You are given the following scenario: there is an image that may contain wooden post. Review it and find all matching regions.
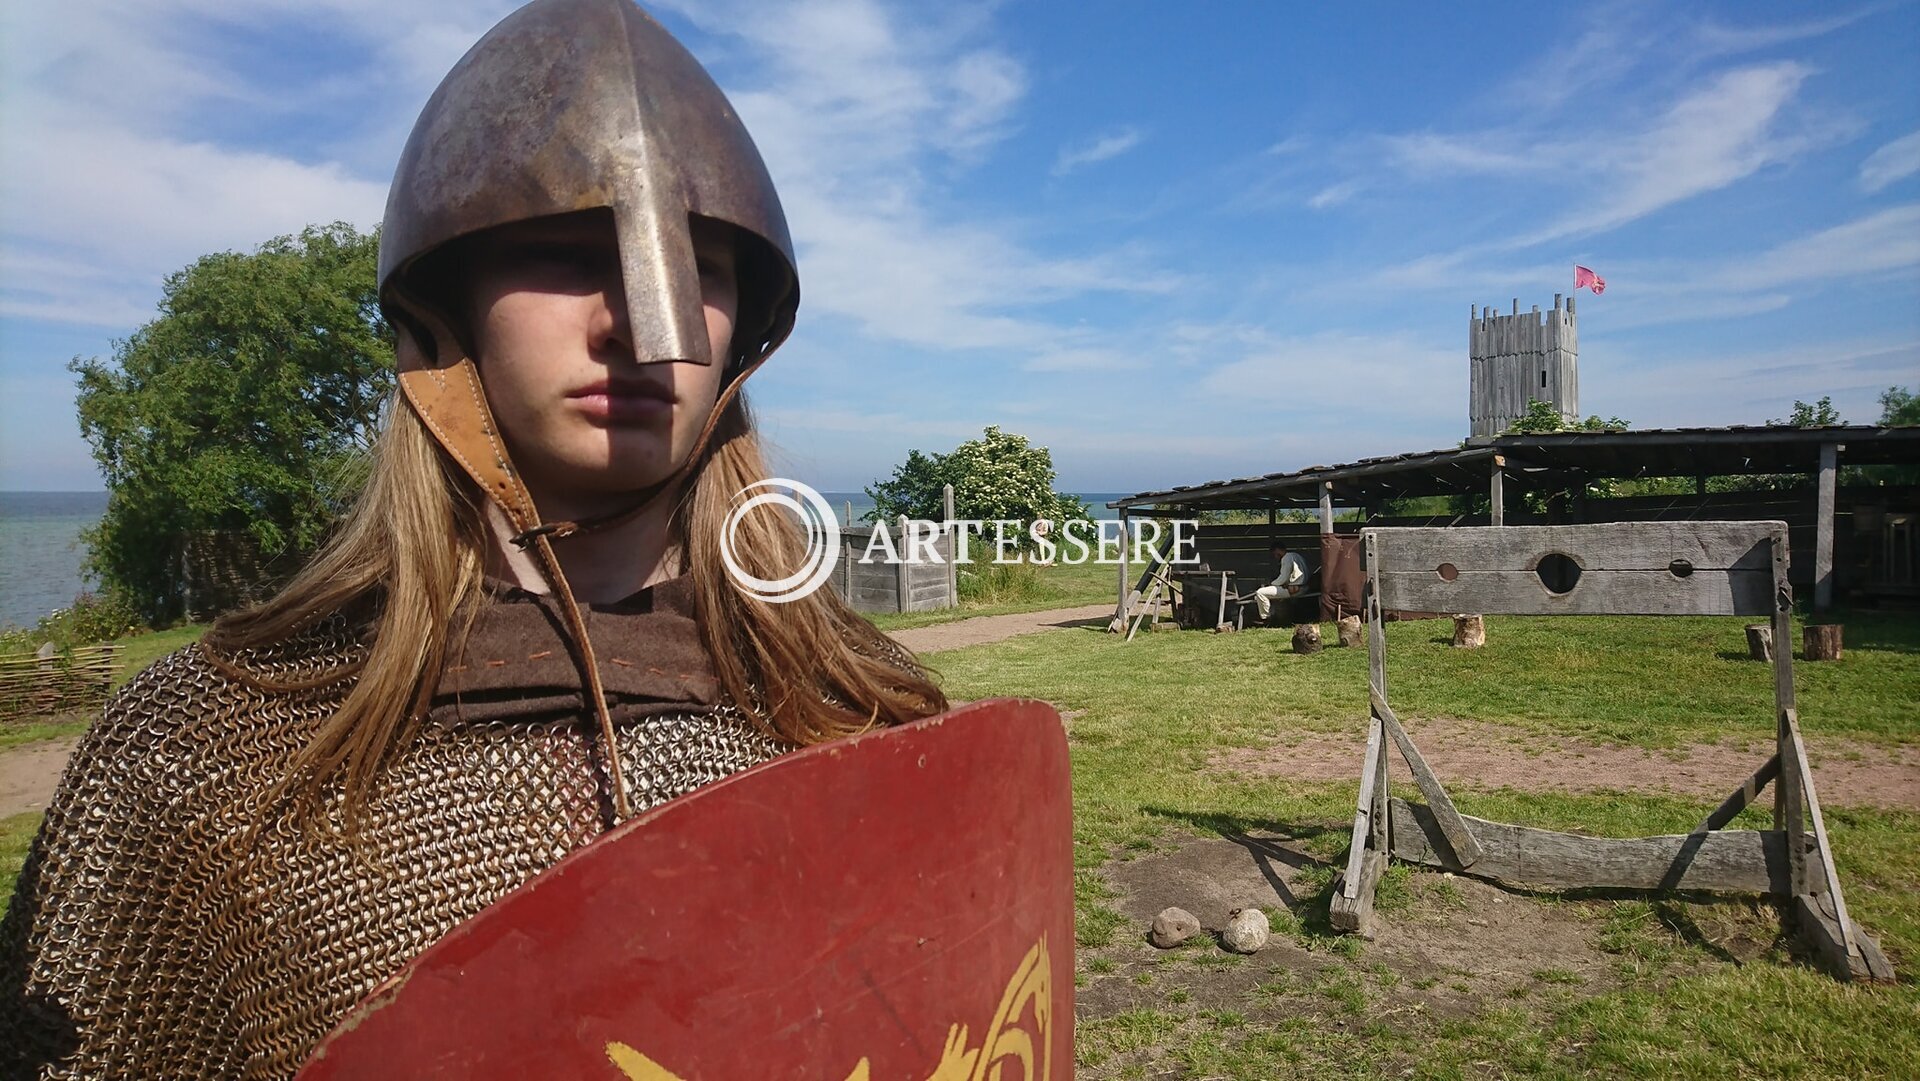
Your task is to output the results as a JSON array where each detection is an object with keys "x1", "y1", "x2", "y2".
[
  {"x1": 1804, "y1": 624, "x2": 1843, "y2": 661},
  {"x1": 943, "y1": 484, "x2": 957, "y2": 607},
  {"x1": 1490, "y1": 455, "x2": 1505, "y2": 527},
  {"x1": 1815, "y1": 442, "x2": 1837, "y2": 611},
  {"x1": 896, "y1": 515, "x2": 910, "y2": 613},
  {"x1": 1770, "y1": 527, "x2": 1804, "y2": 891},
  {"x1": 1745, "y1": 623, "x2": 1772, "y2": 662},
  {"x1": 1292, "y1": 623, "x2": 1322, "y2": 654},
  {"x1": 1116, "y1": 509, "x2": 1131, "y2": 624},
  {"x1": 1337, "y1": 614, "x2": 1363, "y2": 648},
  {"x1": 1451, "y1": 614, "x2": 1486, "y2": 649},
  {"x1": 841, "y1": 535, "x2": 853, "y2": 601},
  {"x1": 1319, "y1": 483, "x2": 1334, "y2": 534},
  {"x1": 845, "y1": 500, "x2": 854, "y2": 527}
]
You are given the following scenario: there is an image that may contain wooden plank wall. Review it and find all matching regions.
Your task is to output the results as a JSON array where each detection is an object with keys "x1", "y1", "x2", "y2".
[
  {"x1": 1469, "y1": 295, "x2": 1578, "y2": 439},
  {"x1": 832, "y1": 527, "x2": 957, "y2": 613},
  {"x1": 1366, "y1": 487, "x2": 1867, "y2": 591},
  {"x1": 1368, "y1": 522, "x2": 1778, "y2": 616}
]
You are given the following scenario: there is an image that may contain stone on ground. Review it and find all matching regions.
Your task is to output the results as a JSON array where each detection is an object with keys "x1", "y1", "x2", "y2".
[
  {"x1": 1149, "y1": 906, "x2": 1201, "y2": 948},
  {"x1": 1221, "y1": 907, "x2": 1271, "y2": 953}
]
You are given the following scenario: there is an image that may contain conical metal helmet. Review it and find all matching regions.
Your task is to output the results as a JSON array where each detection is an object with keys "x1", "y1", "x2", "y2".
[{"x1": 378, "y1": 0, "x2": 798, "y2": 370}]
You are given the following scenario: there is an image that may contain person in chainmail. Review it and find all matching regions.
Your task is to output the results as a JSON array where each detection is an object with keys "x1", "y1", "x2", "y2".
[{"x1": 0, "y1": 1, "x2": 948, "y2": 1076}]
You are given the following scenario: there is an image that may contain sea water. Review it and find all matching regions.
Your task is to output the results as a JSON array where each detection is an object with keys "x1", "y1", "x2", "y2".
[{"x1": 0, "y1": 492, "x2": 108, "y2": 631}]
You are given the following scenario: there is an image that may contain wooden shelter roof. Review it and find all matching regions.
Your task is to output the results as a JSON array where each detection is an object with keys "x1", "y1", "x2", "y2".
[{"x1": 1110, "y1": 425, "x2": 1920, "y2": 511}]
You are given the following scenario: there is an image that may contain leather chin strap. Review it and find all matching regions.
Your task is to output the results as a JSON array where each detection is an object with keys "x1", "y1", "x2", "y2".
[{"x1": 394, "y1": 302, "x2": 767, "y2": 824}]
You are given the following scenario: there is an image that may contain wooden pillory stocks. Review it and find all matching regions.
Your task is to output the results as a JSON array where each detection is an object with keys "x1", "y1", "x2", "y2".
[{"x1": 1330, "y1": 521, "x2": 1894, "y2": 982}]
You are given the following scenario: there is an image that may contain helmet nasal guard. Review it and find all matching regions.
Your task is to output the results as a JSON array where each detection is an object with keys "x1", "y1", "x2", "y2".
[{"x1": 379, "y1": 0, "x2": 796, "y2": 371}]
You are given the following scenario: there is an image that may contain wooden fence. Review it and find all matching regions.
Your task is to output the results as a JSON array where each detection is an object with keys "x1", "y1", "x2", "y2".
[{"x1": 0, "y1": 643, "x2": 118, "y2": 722}]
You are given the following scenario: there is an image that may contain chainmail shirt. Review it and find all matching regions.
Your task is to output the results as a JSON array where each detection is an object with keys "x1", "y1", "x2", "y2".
[{"x1": 0, "y1": 577, "x2": 805, "y2": 1079}]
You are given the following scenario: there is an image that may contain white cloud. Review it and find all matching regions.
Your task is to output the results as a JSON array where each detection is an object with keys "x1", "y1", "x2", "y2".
[
  {"x1": 1693, "y1": 10, "x2": 1869, "y2": 55},
  {"x1": 1306, "y1": 180, "x2": 1362, "y2": 210},
  {"x1": 1378, "y1": 133, "x2": 1548, "y2": 177},
  {"x1": 1052, "y1": 128, "x2": 1145, "y2": 177},
  {"x1": 1714, "y1": 203, "x2": 1920, "y2": 289},
  {"x1": 1860, "y1": 131, "x2": 1920, "y2": 193},
  {"x1": 1583, "y1": 338, "x2": 1919, "y2": 426},
  {"x1": 1526, "y1": 62, "x2": 1823, "y2": 244},
  {"x1": 1198, "y1": 331, "x2": 1458, "y2": 423}
]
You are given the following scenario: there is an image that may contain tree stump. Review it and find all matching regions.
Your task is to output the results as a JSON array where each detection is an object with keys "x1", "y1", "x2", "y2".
[
  {"x1": 1292, "y1": 623, "x2": 1322, "y2": 654},
  {"x1": 1804, "y1": 624, "x2": 1843, "y2": 662},
  {"x1": 1337, "y1": 615, "x2": 1364, "y2": 648},
  {"x1": 1744, "y1": 623, "x2": 1773, "y2": 662},
  {"x1": 1451, "y1": 614, "x2": 1486, "y2": 649}
]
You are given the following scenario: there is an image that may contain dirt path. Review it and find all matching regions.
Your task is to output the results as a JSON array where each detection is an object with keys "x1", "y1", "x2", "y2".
[
  {"x1": 887, "y1": 603, "x2": 1114, "y2": 655},
  {"x1": 0, "y1": 736, "x2": 80, "y2": 819},
  {"x1": 1214, "y1": 715, "x2": 1920, "y2": 810}
]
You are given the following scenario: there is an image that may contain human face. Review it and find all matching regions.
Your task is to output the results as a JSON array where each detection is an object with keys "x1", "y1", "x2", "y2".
[{"x1": 463, "y1": 210, "x2": 739, "y2": 512}]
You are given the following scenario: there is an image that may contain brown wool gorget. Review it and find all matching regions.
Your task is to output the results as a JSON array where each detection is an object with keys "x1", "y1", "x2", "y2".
[{"x1": 0, "y1": 576, "x2": 793, "y2": 1080}]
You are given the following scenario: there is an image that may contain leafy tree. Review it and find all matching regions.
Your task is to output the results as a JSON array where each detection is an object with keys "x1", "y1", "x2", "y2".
[
  {"x1": 1505, "y1": 397, "x2": 1630, "y2": 435},
  {"x1": 1769, "y1": 396, "x2": 1843, "y2": 427},
  {"x1": 865, "y1": 426, "x2": 1090, "y2": 543},
  {"x1": 72, "y1": 222, "x2": 393, "y2": 622},
  {"x1": 1879, "y1": 386, "x2": 1919, "y2": 427}
]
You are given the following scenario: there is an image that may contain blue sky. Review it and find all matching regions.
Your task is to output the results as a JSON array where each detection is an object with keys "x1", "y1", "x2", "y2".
[{"x1": 3, "y1": 0, "x2": 1917, "y2": 494}]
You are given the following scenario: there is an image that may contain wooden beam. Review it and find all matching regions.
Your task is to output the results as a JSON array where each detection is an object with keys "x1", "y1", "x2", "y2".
[
  {"x1": 1367, "y1": 522, "x2": 1776, "y2": 616},
  {"x1": 1785, "y1": 708, "x2": 1857, "y2": 957},
  {"x1": 1372, "y1": 693, "x2": 1482, "y2": 868},
  {"x1": 1695, "y1": 754, "x2": 1781, "y2": 834},
  {"x1": 1329, "y1": 847, "x2": 1386, "y2": 938},
  {"x1": 1815, "y1": 442, "x2": 1837, "y2": 611},
  {"x1": 1341, "y1": 715, "x2": 1385, "y2": 900},
  {"x1": 1388, "y1": 800, "x2": 1792, "y2": 893},
  {"x1": 1795, "y1": 890, "x2": 1896, "y2": 982},
  {"x1": 1319, "y1": 483, "x2": 1334, "y2": 534},
  {"x1": 1490, "y1": 454, "x2": 1505, "y2": 527}
]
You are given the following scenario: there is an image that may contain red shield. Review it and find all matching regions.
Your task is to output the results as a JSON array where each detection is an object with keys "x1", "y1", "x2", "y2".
[{"x1": 299, "y1": 698, "x2": 1073, "y2": 1080}]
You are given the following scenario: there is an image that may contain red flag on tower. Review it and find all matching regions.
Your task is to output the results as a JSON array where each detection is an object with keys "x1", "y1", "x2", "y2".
[{"x1": 1575, "y1": 265, "x2": 1606, "y2": 294}]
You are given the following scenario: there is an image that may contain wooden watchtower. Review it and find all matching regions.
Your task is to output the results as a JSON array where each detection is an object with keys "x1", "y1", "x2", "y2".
[{"x1": 1470, "y1": 295, "x2": 1577, "y2": 440}]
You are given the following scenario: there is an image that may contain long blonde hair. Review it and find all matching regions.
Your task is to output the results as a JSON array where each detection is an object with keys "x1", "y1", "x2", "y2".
[{"x1": 203, "y1": 390, "x2": 947, "y2": 819}]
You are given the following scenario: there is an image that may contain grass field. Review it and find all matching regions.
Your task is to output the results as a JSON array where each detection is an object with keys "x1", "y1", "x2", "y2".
[
  {"x1": 2, "y1": 592, "x2": 1914, "y2": 1076},
  {"x1": 932, "y1": 608, "x2": 1920, "y2": 1078}
]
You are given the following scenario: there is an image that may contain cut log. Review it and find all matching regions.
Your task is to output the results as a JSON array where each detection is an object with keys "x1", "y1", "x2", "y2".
[
  {"x1": 1451, "y1": 614, "x2": 1486, "y2": 649},
  {"x1": 1292, "y1": 623, "x2": 1323, "y2": 654},
  {"x1": 1337, "y1": 615, "x2": 1364, "y2": 648},
  {"x1": 1744, "y1": 623, "x2": 1772, "y2": 662},
  {"x1": 1803, "y1": 624, "x2": 1843, "y2": 662}
]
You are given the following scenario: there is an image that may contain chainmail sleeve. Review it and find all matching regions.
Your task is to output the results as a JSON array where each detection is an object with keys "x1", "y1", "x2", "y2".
[
  {"x1": 0, "y1": 593, "x2": 796, "y2": 1080},
  {"x1": 0, "y1": 646, "x2": 262, "y2": 1079}
]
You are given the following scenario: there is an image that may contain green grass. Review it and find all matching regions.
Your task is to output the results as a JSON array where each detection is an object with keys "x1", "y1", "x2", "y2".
[
  {"x1": 932, "y1": 608, "x2": 1920, "y2": 1080},
  {"x1": 864, "y1": 559, "x2": 1116, "y2": 632},
  {"x1": 1, "y1": 811, "x2": 39, "y2": 910}
]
